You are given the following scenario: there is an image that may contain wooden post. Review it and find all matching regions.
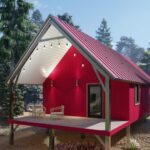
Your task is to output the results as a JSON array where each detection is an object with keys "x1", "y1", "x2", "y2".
[
  {"x1": 9, "y1": 71, "x2": 21, "y2": 145},
  {"x1": 105, "y1": 77, "x2": 111, "y2": 150},
  {"x1": 126, "y1": 126, "x2": 131, "y2": 142},
  {"x1": 9, "y1": 82, "x2": 15, "y2": 145},
  {"x1": 105, "y1": 76, "x2": 111, "y2": 131},
  {"x1": 105, "y1": 136, "x2": 111, "y2": 150},
  {"x1": 95, "y1": 135, "x2": 105, "y2": 148},
  {"x1": 48, "y1": 129, "x2": 54, "y2": 150}
]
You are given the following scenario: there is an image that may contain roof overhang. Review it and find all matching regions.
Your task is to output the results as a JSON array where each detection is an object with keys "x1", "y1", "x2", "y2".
[
  {"x1": 14, "y1": 24, "x2": 72, "y2": 84},
  {"x1": 7, "y1": 16, "x2": 110, "y2": 85}
]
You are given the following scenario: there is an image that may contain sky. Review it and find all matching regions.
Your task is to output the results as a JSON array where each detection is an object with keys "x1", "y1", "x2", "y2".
[{"x1": 27, "y1": 0, "x2": 150, "y2": 49}]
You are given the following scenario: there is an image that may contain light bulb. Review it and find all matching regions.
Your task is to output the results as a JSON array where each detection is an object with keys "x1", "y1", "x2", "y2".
[{"x1": 81, "y1": 64, "x2": 85, "y2": 67}]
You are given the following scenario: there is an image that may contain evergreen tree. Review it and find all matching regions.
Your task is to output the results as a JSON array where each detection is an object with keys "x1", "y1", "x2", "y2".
[
  {"x1": 116, "y1": 36, "x2": 145, "y2": 63},
  {"x1": 31, "y1": 9, "x2": 44, "y2": 34},
  {"x1": 23, "y1": 85, "x2": 42, "y2": 109},
  {"x1": 1, "y1": 86, "x2": 24, "y2": 117},
  {"x1": 0, "y1": 0, "x2": 34, "y2": 117},
  {"x1": 96, "y1": 18, "x2": 112, "y2": 48},
  {"x1": 23, "y1": 9, "x2": 44, "y2": 107},
  {"x1": 58, "y1": 13, "x2": 80, "y2": 29},
  {"x1": 139, "y1": 47, "x2": 150, "y2": 75},
  {"x1": 0, "y1": 0, "x2": 34, "y2": 66}
]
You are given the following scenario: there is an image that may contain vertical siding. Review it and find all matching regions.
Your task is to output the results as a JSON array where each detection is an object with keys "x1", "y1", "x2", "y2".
[
  {"x1": 129, "y1": 84, "x2": 150, "y2": 123},
  {"x1": 129, "y1": 84, "x2": 140, "y2": 122},
  {"x1": 42, "y1": 44, "x2": 150, "y2": 120},
  {"x1": 140, "y1": 86, "x2": 150, "y2": 116},
  {"x1": 43, "y1": 46, "x2": 105, "y2": 117},
  {"x1": 111, "y1": 80, "x2": 130, "y2": 120}
]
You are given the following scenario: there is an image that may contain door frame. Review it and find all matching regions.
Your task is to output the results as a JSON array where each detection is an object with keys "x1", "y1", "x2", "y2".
[{"x1": 87, "y1": 84, "x2": 103, "y2": 118}]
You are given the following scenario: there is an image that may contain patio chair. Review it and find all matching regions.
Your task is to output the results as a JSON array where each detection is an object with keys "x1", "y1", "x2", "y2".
[
  {"x1": 50, "y1": 105, "x2": 64, "y2": 119},
  {"x1": 31, "y1": 105, "x2": 46, "y2": 118}
]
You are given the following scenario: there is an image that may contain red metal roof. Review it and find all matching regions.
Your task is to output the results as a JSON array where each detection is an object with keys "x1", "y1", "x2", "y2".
[{"x1": 51, "y1": 16, "x2": 150, "y2": 84}]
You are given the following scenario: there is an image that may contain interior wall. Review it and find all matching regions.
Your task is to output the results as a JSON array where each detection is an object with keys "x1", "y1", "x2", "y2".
[{"x1": 43, "y1": 46, "x2": 105, "y2": 117}]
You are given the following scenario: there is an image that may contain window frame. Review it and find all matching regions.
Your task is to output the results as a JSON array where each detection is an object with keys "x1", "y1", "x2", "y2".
[
  {"x1": 87, "y1": 84, "x2": 102, "y2": 118},
  {"x1": 134, "y1": 84, "x2": 140, "y2": 105}
]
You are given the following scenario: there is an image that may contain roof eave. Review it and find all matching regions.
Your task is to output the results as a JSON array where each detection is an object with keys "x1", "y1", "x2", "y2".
[{"x1": 6, "y1": 16, "x2": 52, "y2": 84}]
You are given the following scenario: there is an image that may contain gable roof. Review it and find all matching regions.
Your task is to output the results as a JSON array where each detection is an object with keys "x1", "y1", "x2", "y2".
[
  {"x1": 7, "y1": 15, "x2": 150, "y2": 84},
  {"x1": 51, "y1": 16, "x2": 150, "y2": 84}
]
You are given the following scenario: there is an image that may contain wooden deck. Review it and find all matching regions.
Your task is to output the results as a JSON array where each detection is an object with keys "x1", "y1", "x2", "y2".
[{"x1": 8, "y1": 115, "x2": 129, "y2": 136}]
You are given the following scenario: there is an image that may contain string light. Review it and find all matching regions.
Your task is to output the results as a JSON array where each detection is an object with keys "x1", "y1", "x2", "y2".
[
  {"x1": 73, "y1": 53, "x2": 76, "y2": 57},
  {"x1": 43, "y1": 42, "x2": 46, "y2": 48},
  {"x1": 22, "y1": 68, "x2": 25, "y2": 72},
  {"x1": 81, "y1": 64, "x2": 85, "y2": 68},
  {"x1": 29, "y1": 57, "x2": 32, "y2": 62},
  {"x1": 58, "y1": 42, "x2": 61, "y2": 47},
  {"x1": 66, "y1": 43, "x2": 69, "y2": 47}
]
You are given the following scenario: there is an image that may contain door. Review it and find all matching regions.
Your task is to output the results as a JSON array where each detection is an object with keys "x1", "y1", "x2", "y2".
[{"x1": 88, "y1": 84, "x2": 102, "y2": 118}]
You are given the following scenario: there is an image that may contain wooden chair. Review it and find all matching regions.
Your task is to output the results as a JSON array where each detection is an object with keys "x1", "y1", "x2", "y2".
[
  {"x1": 31, "y1": 104, "x2": 46, "y2": 118},
  {"x1": 50, "y1": 105, "x2": 64, "y2": 119}
]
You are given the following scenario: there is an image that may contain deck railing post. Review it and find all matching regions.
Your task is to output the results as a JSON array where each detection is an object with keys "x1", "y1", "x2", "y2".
[{"x1": 49, "y1": 129, "x2": 54, "y2": 150}]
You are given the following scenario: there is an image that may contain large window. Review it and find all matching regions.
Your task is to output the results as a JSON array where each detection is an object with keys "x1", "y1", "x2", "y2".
[{"x1": 135, "y1": 84, "x2": 140, "y2": 104}]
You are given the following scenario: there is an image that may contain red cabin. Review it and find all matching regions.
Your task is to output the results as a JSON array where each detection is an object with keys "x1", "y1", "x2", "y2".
[{"x1": 7, "y1": 16, "x2": 150, "y2": 149}]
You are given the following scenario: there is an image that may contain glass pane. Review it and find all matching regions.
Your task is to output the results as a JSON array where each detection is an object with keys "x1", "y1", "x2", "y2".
[{"x1": 88, "y1": 85, "x2": 101, "y2": 117}]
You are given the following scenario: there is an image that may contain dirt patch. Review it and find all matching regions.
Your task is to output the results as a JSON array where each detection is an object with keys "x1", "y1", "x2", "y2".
[{"x1": 112, "y1": 117, "x2": 150, "y2": 150}]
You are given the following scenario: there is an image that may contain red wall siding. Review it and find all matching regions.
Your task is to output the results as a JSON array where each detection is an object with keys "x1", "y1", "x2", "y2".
[
  {"x1": 43, "y1": 45, "x2": 150, "y2": 121},
  {"x1": 43, "y1": 46, "x2": 105, "y2": 117},
  {"x1": 129, "y1": 84, "x2": 140, "y2": 122},
  {"x1": 110, "y1": 80, "x2": 129, "y2": 120},
  {"x1": 140, "y1": 86, "x2": 150, "y2": 116},
  {"x1": 129, "y1": 84, "x2": 150, "y2": 123}
]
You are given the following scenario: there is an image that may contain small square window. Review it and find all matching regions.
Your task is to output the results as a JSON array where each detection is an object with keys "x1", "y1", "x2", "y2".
[{"x1": 135, "y1": 84, "x2": 140, "y2": 104}]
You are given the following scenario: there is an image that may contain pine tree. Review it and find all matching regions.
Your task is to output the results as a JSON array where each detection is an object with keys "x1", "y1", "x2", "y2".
[
  {"x1": 58, "y1": 13, "x2": 80, "y2": 29},
  {"x1": 31, "y1": 9, "x2": 44, "y2": 34},
  {"x1": 1, "y1": 86, "x2": 24, "y2": 117},
  {"x1": 96, "y1": 18, "x2": 112, "y2": 48},
  {"x1": 32, "y1": 9, "x2": 44, "y2": 27},
  {"x1": 0, "y1": 0, "x2": 34, "y2": 117},
  {"x1": 139, "y1": 47, "x2": 150, "y2": 75},
  {"x1": 116, "y1": 36, "x2": 145, "y2": 63},
  {"x1": 22, "y1": 9, "x2": 44, "y2": 107},
  {"x1": 23, "y1": 85, "x2": 42, "y2": 109}
]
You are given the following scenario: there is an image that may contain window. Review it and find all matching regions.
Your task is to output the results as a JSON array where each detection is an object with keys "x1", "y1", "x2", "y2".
[
  {"x1": 88, "y1": 85, "x2": 102, "y2": 118},
  {"x1": 135, "y1": 84, "x2": 140, "y2": 104}
]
